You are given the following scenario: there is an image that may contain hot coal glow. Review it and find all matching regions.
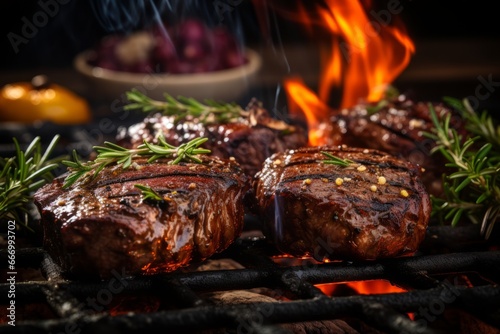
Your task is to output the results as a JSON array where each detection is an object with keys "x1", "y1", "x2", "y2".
[
  {"x1": 315, "y1": 280, "x2": 407, "y2": 296},
  {"x1": 282, "y1": 0, "x2": 415, "y2": 145}
]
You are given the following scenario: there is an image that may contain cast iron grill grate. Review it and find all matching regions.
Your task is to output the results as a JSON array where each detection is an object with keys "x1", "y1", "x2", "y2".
[{"x1": 1, "y1": 225, "x2": 500, "y2": 334}]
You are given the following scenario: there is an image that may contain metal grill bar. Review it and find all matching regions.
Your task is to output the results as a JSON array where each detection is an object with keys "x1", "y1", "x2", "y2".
[
  {"x1": 3, "y1": 250, "x2": 499, "y2": 303},
  {"x1": 1, "y1": 226, "x2": 500, "y2": 334},
  {"x1": 234, "y1": 250, "x2": 328, "y2": 299},
  {"x1": 359, "y1": 303, "x2": 435, "y2": 334},
  {"x1": 3, "y1": 285, "x2": 498, "y2": 334},
  {"x1": 41, "y1": 284, "x2": 87, "y2": 318},
  {"x1": 40, "y1": 253, "x2": 64, "y2": 282},
  {"x1": 158, "y1": 279, "x2": 207, "y2": 308}
]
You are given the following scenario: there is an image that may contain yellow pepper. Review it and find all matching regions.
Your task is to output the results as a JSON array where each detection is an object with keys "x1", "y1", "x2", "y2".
[{"x1": 0, "y1": 76, "x2": 91, "y2": 125}]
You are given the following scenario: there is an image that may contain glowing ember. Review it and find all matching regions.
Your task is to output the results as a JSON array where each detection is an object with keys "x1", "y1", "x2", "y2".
[
  {"x1": 347, "y1": 280, "x2": 406, "y2": 294},
  {"x1": 316, "y1": 280, "x2": 407, "y2": 296},
  {"x1": 108, "y1": 295, "x2": 161, "y2": 316},
  {"x1": 282, "y1": 0, "x2": 415, "y2": 144}
]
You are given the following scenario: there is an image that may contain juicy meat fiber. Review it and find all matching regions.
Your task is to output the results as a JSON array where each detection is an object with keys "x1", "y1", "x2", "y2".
[
  {"x1": 254, "y1": 146, "x2": 431, "y2": 261},
  {"x1": 34, "y1": 156, "x2": 250, "y2": 279},
  {"x1": 324, "y1": 96, "x2": 465, "y2": 196}
]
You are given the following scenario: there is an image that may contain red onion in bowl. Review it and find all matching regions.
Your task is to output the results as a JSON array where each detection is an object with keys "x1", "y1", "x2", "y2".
[
  {"x1": 176, "y1": 18, "x2": 209, "y2": 43},
  {"x1": 88, "y1": 18, "x2": 248, "y2": 75}
]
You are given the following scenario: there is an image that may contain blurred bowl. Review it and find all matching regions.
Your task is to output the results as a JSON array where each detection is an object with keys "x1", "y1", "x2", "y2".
[{"x1": 73, "y1": 48, "x2": 261, "y2": 102}]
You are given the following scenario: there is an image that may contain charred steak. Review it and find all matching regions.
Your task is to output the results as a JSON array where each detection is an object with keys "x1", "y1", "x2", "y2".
[
  {"x1": 117, "y1": 99, "x2": 308, "y2": 177},
  {"x1": 323, "y1": 96, "x2": 465, "y2": 196},
  {"x1": 34, "y1": 156, "x2": 250, "y2": 278},
  {"x1": 254, "y1": 146, "x2": 431, "y2": 260}
]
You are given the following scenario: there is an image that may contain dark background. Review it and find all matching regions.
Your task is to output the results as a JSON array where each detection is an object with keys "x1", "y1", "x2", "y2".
[
  {"x1": 0, "y1": 0, "x2": 499, "y2": 157},
  {"x1": 1, "y1": 0, "x2": 499, "y2": 68},
  {"x1": 0, "y1": 0, "x2": 499, "y2": 112}
]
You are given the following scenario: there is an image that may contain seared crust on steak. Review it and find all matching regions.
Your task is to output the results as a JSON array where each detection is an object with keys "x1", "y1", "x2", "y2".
[
  {"x1": 34, "y1": 156, "x2": 250, "y2": 278},
  {"x1": 117, "y1": 99, "x2": 308, "y2": 177},
  {"x1": 254, "y1": 146, "x2": 431, "y2": 260},
  {"x1": 324, "y1": 96, "x2": 465, "y2": 196}
]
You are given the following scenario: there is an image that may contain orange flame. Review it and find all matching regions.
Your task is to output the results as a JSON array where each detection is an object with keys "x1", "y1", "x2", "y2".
[
  {"x1": 347, "y1": 280, "x2": 406, "y2": 294},
  {"x1": 282, "y1": 0, "x2": 414, "y2": 144},
  {"x1": 284, "y1": 77, "x2": 332, "y2": 146},
  {"x1": 316, "y1": 280, "x2": 406, "y2": 296},
  {"x1": 316, "y1": 280, "x2": 414, "y2": 320}
]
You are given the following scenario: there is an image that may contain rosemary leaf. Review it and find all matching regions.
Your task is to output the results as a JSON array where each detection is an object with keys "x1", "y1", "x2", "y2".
[
  {"x1": 124, "y1": 89, "x2": 247, "y2": 124},
  {"x1": 321, "y1": 151, "x2": 353, "y2": 167},
  {"x1": 0, "y1": 135, "x2": 61, "y2": 229},
  {"x1": 454, "y1": 178, "x2": 471, "y2": 193},
  {"x1": 451, "y1": 209, "x2": 464, "y2": 227},
  {"x1": 62, "y1": 136, "x2": 211, "y2": 188},
  {"x1": 427, "y1": 98, "x2": 500, "y2": 239},
  {"x1": 135, "y1": 184, "x2": 163, "y2": 202}
]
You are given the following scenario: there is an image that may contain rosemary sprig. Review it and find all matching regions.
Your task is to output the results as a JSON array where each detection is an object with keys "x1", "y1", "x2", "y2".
[
  {"x1": 62, "y1": 136, "x2": 210, "y2": 188},
  {"x1": 443, "y1": 96, "x2": 500, "y2": 148},
  {"x1": 0, "y1": 135, "x2": 61, "y2": 229},
  {"x1": 124, "y1": 89, "x2": 248, "y2": 124},
  {"x1": 425, "y1": 99, "x2": 500, "y2": 239},
  {"x1": 321, "y1": 152, "x2": 353, "y2": 167},
  {"x1": 134, "y1": 184, "x2": 163, "y2": 202}
]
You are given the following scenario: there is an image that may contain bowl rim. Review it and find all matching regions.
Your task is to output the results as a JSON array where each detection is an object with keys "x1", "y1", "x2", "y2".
[{"x1": 73, "y1": 48, "x2": 262, "y2": 86}]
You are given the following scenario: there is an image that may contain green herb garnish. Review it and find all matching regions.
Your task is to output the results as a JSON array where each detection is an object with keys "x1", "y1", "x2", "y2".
[
  {"x1": 366, "y1": 85, "x2": 400, "y2": 115},
  {"x1": 134, "y1": 184, "x2": 163, "y2": 202},
  {"x1": 1, "y1": 135, "x2": 61, "y2": 229},
  {"x1": 443, "y1": 96, "x2": 500, "y2": 148},
  {"x1": 125, "y1": 89, "x2": 248, "y2": 124},
  {"x1": 425, "y1": 99, "x2": 500, "y2": 239},
  {"x1": 366, "y1": 99, "x2": 389, "y2": 115},
  {"x1": 321, "y1": 151, "x2": 353, "y2": 167},
  {"x1": 62, "y1": 136, "x2": 210, "y2": 188}
]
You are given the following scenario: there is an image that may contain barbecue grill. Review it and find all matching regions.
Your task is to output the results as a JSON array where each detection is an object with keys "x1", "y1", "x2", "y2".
[
  {"x1": 2, "y1": 1, "x2": 500, "y2": 333},
  {"x1": 2, "y1": 223, "x2": 499, "y2": 334}
]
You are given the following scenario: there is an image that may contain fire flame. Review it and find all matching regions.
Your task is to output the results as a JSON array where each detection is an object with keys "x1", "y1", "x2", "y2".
[
  {"x1": 282, "y1": 0, "x2": 415, "y2": 145},
  {"x1": 284, "y1": 77, "x2": 332, "y2": 146},
  {"x1": 316, "y1": 280, "x2": 406, "y2": 296},
  {"x1": 317, "y1": 280, "x2": 413, "y2": 320}
]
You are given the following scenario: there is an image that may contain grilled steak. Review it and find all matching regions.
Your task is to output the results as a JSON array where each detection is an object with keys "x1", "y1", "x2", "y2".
[
  {"x1": 34, "y1": 156, "x2": 250, "y2": 279},
  {"x1": 323, "y1": 96, "x2": 465, "y2": 196},
  {"x1": 117, "y1": 99, "x2": 308, "y2": 177},
  {"x1": 254, "y1": 146, "x2": 431, "y2": 260}
]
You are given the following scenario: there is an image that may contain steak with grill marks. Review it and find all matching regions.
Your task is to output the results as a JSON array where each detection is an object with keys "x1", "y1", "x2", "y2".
[
  {"x1": 117, "y1": 99, "x2": 308, "y2": 178},
  {"x1": 323, "y1": 96, "x2": 466, "y2": 196},
  {"x1": 254, "y1": 146, "x2": 431, "y2": 260},
  {"x1": 34, "y1": 156, "x2": 250, "y2": 279}
]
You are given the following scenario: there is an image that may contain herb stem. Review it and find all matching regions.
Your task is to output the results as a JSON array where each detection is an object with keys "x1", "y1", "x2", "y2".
[
  {"x1": 62, "y1": 136, "x2": 210, "y2": 188},
  {"x1": 125, "y1": 89, "x2": 247, "y2": 124},
  {"x1": 426, "y1": 98, "x2": 500, "y2": 239},
  {"x1": 320, "y1": 151, "x2": 353, "y2": 167},
  {"x1": 1, "y1": 135, "x2": 61, "y2": 229}
]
